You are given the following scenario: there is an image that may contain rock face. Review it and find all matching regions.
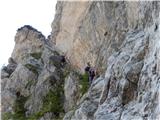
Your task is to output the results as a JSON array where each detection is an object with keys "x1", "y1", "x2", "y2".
[
  {"x1": 1, "y1": 1, "x2": 160, "y2": 120},
  {"x1": 69, "y1": 77, "x2": 104, "y2": 120},
  {"x1": 1, "y1": 25, "x2": 68, "y2": 120},
  {"x1": 51, "y1": 1, "x2": 160, "y2": 120},
  {"x1": 12, "y1": 25, "x2": 45, "y2": 63},
  {"x1": 64, "y1": 73, "x2": 80, "y2": 112},
  {"x1": 94, "y1": 27, "x2": 160, "y2": 120},
  {"x1": 51, "y1": 1, "x2": 160, "y2": 72}
]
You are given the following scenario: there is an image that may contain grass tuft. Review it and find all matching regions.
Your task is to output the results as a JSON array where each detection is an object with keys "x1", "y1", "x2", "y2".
[
  {"x1": 30, "y1": 52, "x2": 42, "y2": 60},
  {"x1": 24, "y1": 64, "x2": 39, "y2": 75},
  {"x1": 79, "y1": 73, "x2": 89, "y2": 95}
]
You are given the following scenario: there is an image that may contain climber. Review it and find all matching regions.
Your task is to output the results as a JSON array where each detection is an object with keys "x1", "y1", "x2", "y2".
[
  {"x1": 85, "y1": 62, "x2": 91, "y2": 72},
  {"x1": 88, "y1": 67, "x2": 96, "y2": 85},
  {"x1": 60, "y1": 55, "x2": 66, "y2": 63},
  {"x1": 60, "y1": 55, "x2": 66, "y2": 67},
  {"x1": 84, "y1": 62, "x2": 96, "y2": 85},
  {"x1": 16, "y1": 91, "x2": 21, "y2": 98}
]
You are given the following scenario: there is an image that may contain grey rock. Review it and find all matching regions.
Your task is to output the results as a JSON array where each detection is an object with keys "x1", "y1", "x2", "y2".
[
  {"x1": 11, "y1": 25, "x2": 45, "y2": 63},
  {"x1": 3, "y1": 64, "x2": 37, "y2": 96},
  {"x1": 1, "y1": 90, "x2": 16, "y2": 113},
  {"x1": 51, "y1": 1, "x2": 160, "y2": 71},
  {"x1": 67, "y1": 77, "x2": 104, "y2": 120},
  {"x1": 1, "y1": 25, "x2": 66, "y2": 120},
  {"x1": 1, "y1": 70, "x2": 10, "y2": 79},
  {"x1": 63, "y1": 110, "x2": 74, "y2": 120},
  {"x1": 1, "y1": 1, "x2": 160, "y2": 120},
  {"x1": 64, "y1": 73, "x2": 80, "y2": 112},
  {"x1": 1, "y1": 58, "x2": 17, "y2": 78},
  {"x1": 39, "y1": 112, "x2": 54, "y2": 120},
  {"x1": 94, "y1": 23, "x2": 160, "y2": 119}
]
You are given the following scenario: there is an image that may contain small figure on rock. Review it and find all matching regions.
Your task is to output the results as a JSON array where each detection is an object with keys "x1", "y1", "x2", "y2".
[
  {"x1": 16, "y1": 91, "x2": 21, "y2": 98},
  {"x1": 60, "y1": 55, "x2": 66, "y2": 64},
  {"x1": 85, "y1": 62, "x2": 91, "y2": 72},
  {"x1": 84, "y1": 62, "x2": 96, "y2": 85},
  {"x1": 88, "y1": 67, "x2": 96, "y2": 85}
]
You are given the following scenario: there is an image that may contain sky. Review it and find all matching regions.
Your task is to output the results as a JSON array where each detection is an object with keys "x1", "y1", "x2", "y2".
[{"x1": 0, "y1": 0, "x2": 57, "y2": 67}]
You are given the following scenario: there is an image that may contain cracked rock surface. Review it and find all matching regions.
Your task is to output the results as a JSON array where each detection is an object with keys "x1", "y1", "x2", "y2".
[{"x1": 1, "y1": 1, "x2": 160, "y2": 120}]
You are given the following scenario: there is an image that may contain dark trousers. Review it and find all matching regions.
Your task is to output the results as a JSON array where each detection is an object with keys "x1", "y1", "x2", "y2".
[{"x1": 89, "y1": 75, "x2": 94, "y2": 85}]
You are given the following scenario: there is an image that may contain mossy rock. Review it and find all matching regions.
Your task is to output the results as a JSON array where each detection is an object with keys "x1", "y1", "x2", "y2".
[
  {"x1": 25, "y1": 80, "x2": 37, "y2": 90},
  {"x1": 2, "y1": 95, "x2": 28, "y2": 120},
  {"x1": 53, "y1": 51, "x2": 60, "y2": 56},
  {"x1": 2, "y1": 112, "x2": 13, "y2": 120},
  {"x1": 13, "y1": 95, "x2": 28, "y2": 117},
  {"x1": 74, "y1": 72, "x2": 89, "y2": 95},
  {"x1": 79, "y1": 73, "x2": 89, "y2": 95},
  {"x1": 43, "y1": 90, "x2": 63, "y2": 113},
  {"x1": 49, "y1": 60, "x2": 61, "y2": 68},
  {"x1": 30, "y1": 52, "x2": 42, "y2": 60},
  {"x1": 27, "y1": 111, "x2": 44, "y2": 120},
  {"x1": 27, "y1": 87, "x2": 64, "y2": 120},
  {"x1": 64, "y1": 71, "x2": 89, "y2": 96},
  {"x1": 63, "y1": 69, "x2": 70, "y2": 79},
  {"x1": 24, "y1": 64, "x2": 39, "y2": 75},
  {"x1": 2, "y1": 112, "x2": 26, "y2": 120}
]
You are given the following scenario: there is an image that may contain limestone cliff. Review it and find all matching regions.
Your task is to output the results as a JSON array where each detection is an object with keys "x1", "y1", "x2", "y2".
[
  {"x1": 51, "y1": 1, "x2": 160, "y2": 73},
  {"x1": 1, "y1": 1, "x2": 160, "y2": 120}
]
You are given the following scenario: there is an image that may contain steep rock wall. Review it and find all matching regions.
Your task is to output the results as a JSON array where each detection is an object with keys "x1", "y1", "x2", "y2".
[
  {"x1": 63, "y1": 23, "x2": 160, "y2": 120},
  {"x1": 1, "y1": 1, "x2": 160, "y2": 120},
  {"x1": 1, "y1": 26, "x2": 69, "y2": 120},
  {"x1": 51, "y1": 1, "x2": 159, "y2": 72},
  {"x1": 11, "y1": 26, "x2": 45, "y2": 63},
  {"x1": 51, "y1": 1, "x2": 160, "y2": 120}
]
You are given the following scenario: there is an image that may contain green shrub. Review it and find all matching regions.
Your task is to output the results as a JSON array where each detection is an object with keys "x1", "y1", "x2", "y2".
[
  {"x1": 79, "y1": 73, "x2": 89, "y2": 95},
  {"x1": 2, "y1": 112, "x2": 26, "y2": 120},
  {"x1": 2, "y1": 95, "x2": 28, "y2": 120},
  {"x1": 13, "y1": 95, "x2": 28, "y2": 120},
  {"x1": 27, "y1": 87, "x2": 64, "y2": 120},
  {"x1": 43, "y1": 90, "x2": 63, "y2": 114},
  {"x1": 27, "y1": 111, "x2": 44, "y2": 120},
  {"x1": 2, "y1": 112, "x2": 12, "y2": 120},
  {"x1": 30, "y1": 52, "x2": 42, "y2": 60}
]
